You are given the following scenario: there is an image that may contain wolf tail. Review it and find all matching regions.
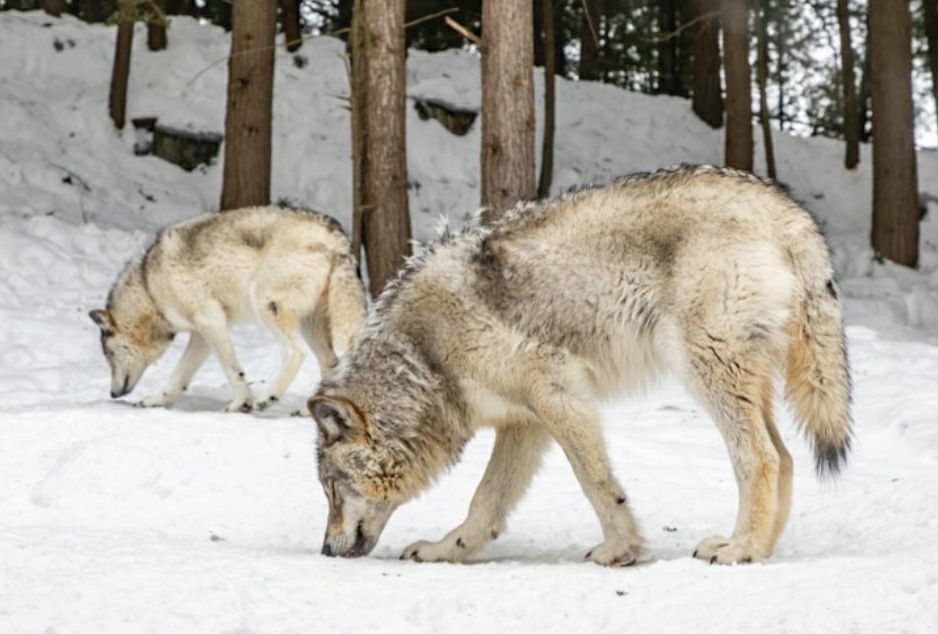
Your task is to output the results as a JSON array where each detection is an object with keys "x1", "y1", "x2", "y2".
[
  {"x1": 325, "y1": 254, "x2": 367, "y2": 356},
  {"x1": 783, "y1": 222, "x2": 853, "y2": 478}
]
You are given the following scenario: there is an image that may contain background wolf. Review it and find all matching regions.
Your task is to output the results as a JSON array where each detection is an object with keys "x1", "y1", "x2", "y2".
[
  {"x1": 90, "y1": 206, "x2": 366, "y2": 412},
  {"x1": 309, "y1": 165, "x2": 852, "y2": 566}
]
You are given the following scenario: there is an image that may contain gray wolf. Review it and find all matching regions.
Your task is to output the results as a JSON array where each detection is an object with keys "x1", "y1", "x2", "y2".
[
  {"x1": 309, "y1": 165, "x2": 851, "y2": 565},
  {"x1": 90, "y1": 206, "x2": 366, "y2": 412}
]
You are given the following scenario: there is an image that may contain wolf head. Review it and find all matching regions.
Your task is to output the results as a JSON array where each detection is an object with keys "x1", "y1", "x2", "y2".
[
  {"x1": 90, "y1": 268, "x2": 174, "y2": 398},
  {"x1": 309, "y1": 335, "x2": 469, "y2": 558}
]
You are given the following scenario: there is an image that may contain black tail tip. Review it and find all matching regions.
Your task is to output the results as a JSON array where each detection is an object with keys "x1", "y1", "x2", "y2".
[{"x1": 815, "y1": 437, "x2": 851, "y2": 479}]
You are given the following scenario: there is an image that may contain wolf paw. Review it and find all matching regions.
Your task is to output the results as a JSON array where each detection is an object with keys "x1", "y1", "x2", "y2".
[
  {"x1": 693, "y1": 536, "x2": 760, "y2": 565},
  {"x1": 224, "y1": 398, "x2": 253, "y2": 413},
  {"x1": 136, "y1": 393, "x2": 173, "y2": 408},
  {"x1": 585, "y1": 538, "x2": 640, "y2": 567},
  {"x1": 254, "y1": 394, "x2": 280, "y2": 412},
  {"x1": 401, "y1": 538, "x2": 465, "y2": 563}
]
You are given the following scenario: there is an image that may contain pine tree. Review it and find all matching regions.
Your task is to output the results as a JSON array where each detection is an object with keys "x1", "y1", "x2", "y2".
[
  {"x1": 869, "y1": 0, "x2": 919, "y2": 267},
  {"x1": 282, "y1": 0, "x2": 303, "y2": 52},
  {"x1": 220, "y1": 0, "x2": 276, "y2": 210},
  {"x1": 108, "y1": 0, "x2": 135, "y2": 129},
  {"x1": 481, "y1": 0, "x2": 536, "y2": 219},
  {"x1": 836, "y1": 0, "x2": 859, "y2": 168},
  {"x1": 538, "y1": 0, "x2": 557, "y2": 199},
  {"x1": 351, "y1": 0, "x2": 412, "y2": 295},
  {"x1": 722, "y1": 0, "x2": 753, "y2": 170},
  {"x1": 690, "y1": 0, "x2": 723, "y2": 128}
]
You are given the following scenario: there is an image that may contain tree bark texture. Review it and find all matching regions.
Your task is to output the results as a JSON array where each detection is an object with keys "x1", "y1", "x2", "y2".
[
  {"x1": 837, "y1": 0, "x2": 859, "y2": 169},
  {"x1": 721, "y1": 0, "x2": 753, "y2": 171},
  {"x1": 220, "y1": 0, "x2": 276, "y2": 210},
  {"x1": 108, "y1": 1, "x2": 134, "y2": 130},
  {"x1": 538, "y1": 0, "x2": 557, "y2": 200},
  {"x1": 690, "y1": 0, "x2": 723, "y2": 128}
]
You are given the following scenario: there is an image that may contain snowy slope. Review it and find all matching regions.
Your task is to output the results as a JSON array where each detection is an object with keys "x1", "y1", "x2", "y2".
[{"x1": 1, "y1": 11, "x2": 938, "y2": 633}]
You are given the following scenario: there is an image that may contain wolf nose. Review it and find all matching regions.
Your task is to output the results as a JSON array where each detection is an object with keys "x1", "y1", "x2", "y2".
[{"x1": 321, "y1": 543, "x2": 335, "y2": 557}]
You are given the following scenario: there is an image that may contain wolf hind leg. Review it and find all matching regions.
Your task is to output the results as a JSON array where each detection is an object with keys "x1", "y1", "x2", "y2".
[
  {"x1": 301, "y1": 304, "x2": 338, "y2": 374},
  {"x1": 255, "y1": 300, "x2": 307, "y2": 411},
  {"x1": 685, "y1": 343, "x2": 784, "y2": 565},
  {"x1": 401, "y1": 423, "x2": 551, "y2": 563}
]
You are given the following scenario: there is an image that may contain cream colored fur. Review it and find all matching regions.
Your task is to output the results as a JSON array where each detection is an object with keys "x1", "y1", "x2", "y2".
[
  {"x1": 310, "y1": 165, "x2": 852, "y2": 566},
  {"x1": 91, "y1": 206, "x2": 366, "y2": 412}
]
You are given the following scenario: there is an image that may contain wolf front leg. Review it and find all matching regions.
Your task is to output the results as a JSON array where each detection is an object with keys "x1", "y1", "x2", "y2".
[
  {"x1": 137, "y1": 332, "x2": 210, "y2": 408},
  {"x1": 525, "y1": 362, "x2": 643, "y2": 567},
  {"x1": 401, "y1": 423, "x2": 551, "y2": 563},
  {"x1": 193, "y1": 306, "x2": 253, "y2": 413}
]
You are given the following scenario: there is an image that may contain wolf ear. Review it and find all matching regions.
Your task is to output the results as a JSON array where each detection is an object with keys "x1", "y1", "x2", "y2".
[
  {"x1": 89, "y1": 309, "x2": 114, "y2": 332},
  {"x1": 308, "y1": 396, "x2": 358, "y2": 445}
]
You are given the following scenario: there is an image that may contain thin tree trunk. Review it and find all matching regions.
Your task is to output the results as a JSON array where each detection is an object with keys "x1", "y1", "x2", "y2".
[
  {"x1": 755, "y1": 2, "x2": 775, "y2": 178},
  {"x1": 857, "y1": 9, "x2": 872, "y2": 142},
  {"x1": 869, "y1": 0, "x2": 919, "y2": 268},
  {"x1": 282, "y1": 0, "x2": 303, "y2": 52},
  {"x1": 690, "y1": 0, "x2": 722, "y2": 128},
  {"x1": 538, "y1": 0, "x2": 556, "y2": 200},
  {"x1": 165, "y1": 0, "x2": 195, "y2": 15},
  {"x1": 836, "y1": 0, "x2": 859, "y2": 169},
  {"x1": 775, "y1": 5, "x2": 786, "y2": 130},
  {"x1": 147, "y1": 0, "x2": 168, "y2": 52},
  {"x1": 354, "y1": 0, "x2": 412, "y2": 296},
  {"x1": 721, "y1": 0, "x2": 753, "y2": 171},
  {"x1": 657, "y1": 0, "x2": 679, "y2": 94},
  {"x1": 220, "y1": 0, "x2": 276, "y2": 210},
  {"x1": 481, "y1": 0, "x2": 536, "y2": 219},
  {"x1": 108, "y1": 1, "x2": 135, "y2": 130},
  {"x1": 923, "y1": 0, "x2": 938, "y2": 132},
  {"x1": 43, "y1": 0, "x2": 65, "y2": 16},
  {"x1": 350, "y1": 0, "x2": 365, "y2": 268},
  {"x1": 579, "y1": 0, "x2": 603, "y2": 81}
]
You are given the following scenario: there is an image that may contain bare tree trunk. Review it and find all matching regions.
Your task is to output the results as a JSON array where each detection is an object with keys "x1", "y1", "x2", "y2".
[
  {"x1": 82, "y1": 0, "x2": 115, "y2": 23},
  {"x1": 353, "y1": 0, "x2": 412, "y2": 296},
  {"x1": 481, "y1": 0, "x2": 536, "y2": 219},
  {"x1": 690, "y1": 0, "x2": 722, "y2": 128},
  {"x1": 775, "y1": 6, "x2": 787, "y2": 130},
  {"x1": 657, "y1": 0, "x2": 680, "y2": 94},
  {"x1": 924, "y1": 0, "x2": 938, "y2": 132},
  {"x1": 165, "y1": 0, "x2": 195, "y2": 15},
  {"x1": 579, "y1": 0, "x2": 603, "y2": 81},
  {"x1": 755, "y1": 2, "x2": 775, "y2": 178},
  {"x1": 538, "y1": 0, "x2": 556, "y2": 199},
  {"x1": 870, "y1": 0, "x2": 919, "y2": 268},
  {"x1": 282, "y1": 0, "x2": 303, "y2": 52},
  {"x1": 108, "y1": 1, "x2": 135, "y2": 130},
  {"x1": 837, "y1": 0, "x2": 859, "y2": 169},
  {"x1": 220, "y1": 0, "x2": 276, "y2": 210},
  {"x1": 721, "y1": 0, "x2": 753, "y2": 171},
  {"x1": 43, "y1": 0, "x2": 65, "y2": 16},
  {"x1": 857, "y1": 14, "x2": 872, "y2": 143},
  {"x1": 147, "y1": 0, "x2": 168, "y2": 52}
]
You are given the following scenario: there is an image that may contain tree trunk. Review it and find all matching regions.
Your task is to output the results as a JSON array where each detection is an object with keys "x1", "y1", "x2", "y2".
[
  {"x1": 282, "y1": 0, "x2": 303, "y2": 52},
  {"x1": 353, "y1": 0, "x2": 412, "y2": 296},
  {"x1": 755, "y1": 3, "x2": 775, "y2": 179},
  {"x1": 579, "y1": 0, "x2": 603, "y2": 81},
  {"x1": 147, "y1": 0, "x2": 168, "y2": 52},
  {"x1": 869, "y1": 0, "x2": 919, "y2": 268},
  {"x1": 43, "y1": 0, "x2": 65, "y2": 16},
  {"x1": 165, "y1": 0, "x2": 195, "y2": 15},
  {"x1": 721, "y1": 0, "x2": 752, "y2": 171},
  {"x1": 657, "y1": 0, "x2": 680, "y2": 94},
  {"x1": 108, "y1": 1, "x2": 135, "y2": 130},
  {"x1": 690, "y1": 0, "x2": 722, "y2": 128},
  {"x1": 538, "y1": 0, "x2": 556, "y2": 200},
  {"x1": 481, "y1": 0, "x2": 536, "y2": 219},
  {"x1": 836, "y1": 0, "x2": 859, "y2": 169},
  {"x1": 220, "y1": 0, "x2": 276, "y2": 210},
  {"x1": 924, "y1": 0, "x2": 938, "y2": 132},
  {"x1": 857, "y1": 9, "x2": 872, "y2": 143},
  {"x1": 82, "y1": 0, "x2": 115, "y2": 23},
  {"x1": 774, "y1": 5, "x2": 787, "y2": 130}
]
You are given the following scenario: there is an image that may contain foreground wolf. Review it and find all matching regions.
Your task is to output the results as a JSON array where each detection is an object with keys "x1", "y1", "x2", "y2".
[
  {"x1": 309, "y1": 165, "x2": 851, "y2": 566},
  {"x1": 90, "y1": 206, "x2": 366, "y2": 412}
]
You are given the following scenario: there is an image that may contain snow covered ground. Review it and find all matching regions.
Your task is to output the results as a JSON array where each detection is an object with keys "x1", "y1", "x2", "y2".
[{"x1": 1, "y1": 11, "x2": 938, "y2": 633}]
